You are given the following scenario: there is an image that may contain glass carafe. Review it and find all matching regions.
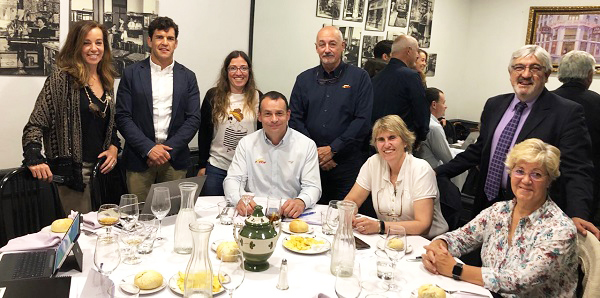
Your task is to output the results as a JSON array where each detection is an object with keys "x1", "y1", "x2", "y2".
[
  {"x1": 184, "y1": 220, "x2": 214, "y2": 298},
  {"x1": 330, "y1": 200, "x2": 357, "y2": 276},
  {"x1": 174, "y1": 182, "x2": 198, "y2": 254}
]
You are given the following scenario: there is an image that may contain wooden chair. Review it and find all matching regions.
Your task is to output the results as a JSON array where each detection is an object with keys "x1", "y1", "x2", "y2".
[
  {"x1": 578, "y1": 233, "x2": 600, "y2": 298},
  {"x1": 0, "y1": 167, "x2": 64, "y2": 247},
  {"x1": 89, "y1": 157, "x2": 128, "y2": 210}
]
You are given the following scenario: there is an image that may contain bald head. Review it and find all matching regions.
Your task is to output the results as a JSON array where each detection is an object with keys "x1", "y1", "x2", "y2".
[
  {"x1": 390, "y1": 35, "x2": 420, "y2": 69},
  {"x1": 315, "y1": 26, "x2": 346, "y2": 72}
]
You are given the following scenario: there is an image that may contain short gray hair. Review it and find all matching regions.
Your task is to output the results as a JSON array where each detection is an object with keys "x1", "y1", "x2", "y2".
[
  {"x1": 391, "y1": 34, "x2": 416, "y2": 54},
  {"x1": 558, "y1": 50, "x2": 596, "y2": 83},
  {"x1": 508, "y1": 45, "x2": 552, "y2": 76}
]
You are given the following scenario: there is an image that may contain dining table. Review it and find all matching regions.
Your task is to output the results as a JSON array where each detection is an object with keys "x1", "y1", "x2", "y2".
[{"x1": 19, "y1": 196, "x2": 492, "y2": 298}]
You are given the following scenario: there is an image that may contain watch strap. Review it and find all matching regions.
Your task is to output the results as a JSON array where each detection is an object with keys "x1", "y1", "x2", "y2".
[
  {"x1": 378, "y1": 220, "x2": 385, "y2": 235},
  {"x1": 452, "y1": 263, "x2": 464, "y2": 281}
]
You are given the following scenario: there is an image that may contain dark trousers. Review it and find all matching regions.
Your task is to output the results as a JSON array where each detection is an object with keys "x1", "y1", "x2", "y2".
[
  {"x1": 199, "y1": 163, "x2": 227, "y2": 196},
  {"x1": 318, "y1": 155, "x2": 365, "y2": 205}
]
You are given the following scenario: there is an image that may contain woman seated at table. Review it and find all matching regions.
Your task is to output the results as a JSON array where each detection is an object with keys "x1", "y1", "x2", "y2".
[
  {"x1": 22, "y1": 21, "x2": 119, "y2": 214},
  {"x1": 196, "y1": 50, "x2": 260, "y2": 195},
  {"x1": 345, "y1": 115, "x2": 448, "y2": 239},
  {"x1": 422, "y1": 138, "x2": 577, "y2": 297}
]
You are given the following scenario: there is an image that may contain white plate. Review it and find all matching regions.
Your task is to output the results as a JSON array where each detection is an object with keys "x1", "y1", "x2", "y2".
[
  {"x1": 120, "y1": 274, "x2": 167, "y2": 294},
  {"x1": 281, "y1": 222, "x2": 315, "y2": 234},
  {"x1": 410, "y1": 287, "x2": 454, "y2": 298},
  {"x1": 211, "y1": 239, "x2": 238, "y2": 252},
  {"x1": 282, "y1": 234, "x2": 331, "y2": 254},
  {"x1": 376, "y1": 239, "x2": 413, "y2": 254},
  {"x1": 168, "y1": 273, "x2": 225, "y2": 296}
]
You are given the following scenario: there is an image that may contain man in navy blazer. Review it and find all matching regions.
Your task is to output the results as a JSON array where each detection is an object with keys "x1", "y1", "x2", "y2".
[
  {"x1": 436, "y1": 45, "x2": 599, "y2": 238},
  {"x1": 116, "y1": 17, "x2": 200, "y2": 202}
]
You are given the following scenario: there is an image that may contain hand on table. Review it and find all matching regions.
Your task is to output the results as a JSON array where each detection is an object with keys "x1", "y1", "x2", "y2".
[
  {"x1": 352, "y1": 216, "x2": 378, "y2": 234},
  {"x1": 27, "y1": 163, "x2": 53, "y2": 182},
  {"x1": 280, "y1": 198, "x2": 306, "y2": 218},
  {"x1": 573, "y1": 217, "x2": 600, "y2": 239},
  {"x1": 236, "y1": 199, "x2": 256, "y2": 216},
  {"x1": 422, "y1": 239, "x2": 449, "y2": 275}
]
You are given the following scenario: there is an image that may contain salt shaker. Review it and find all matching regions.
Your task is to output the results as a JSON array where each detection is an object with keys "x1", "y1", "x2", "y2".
[{"x1": 276, "y1": 259, "x2": 289, "y2": 290}]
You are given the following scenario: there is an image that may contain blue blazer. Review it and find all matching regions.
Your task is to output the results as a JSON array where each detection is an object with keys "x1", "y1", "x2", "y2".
[{"x1": 115, "y1": 58, "x2": 201, "y2": 172}]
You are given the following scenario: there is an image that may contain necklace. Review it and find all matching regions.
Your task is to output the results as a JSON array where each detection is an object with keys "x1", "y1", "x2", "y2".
[{"x1": 84, "y1": 86, "x2": 109, "y2": 118}]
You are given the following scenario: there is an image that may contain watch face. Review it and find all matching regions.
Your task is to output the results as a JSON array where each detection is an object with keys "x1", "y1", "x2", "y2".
[{"x1": 452, "y1": 263, "x2": 463, "y2": 280}]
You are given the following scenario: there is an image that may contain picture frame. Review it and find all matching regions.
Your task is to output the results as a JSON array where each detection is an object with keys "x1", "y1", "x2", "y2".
[{"x1": 526, "y1": 6, "x2": 600, "y2": 73}]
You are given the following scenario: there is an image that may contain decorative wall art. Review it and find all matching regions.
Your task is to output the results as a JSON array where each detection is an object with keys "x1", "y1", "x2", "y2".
[{"x1": 407, "y1": 0, "x2": 434, "y2": 48}]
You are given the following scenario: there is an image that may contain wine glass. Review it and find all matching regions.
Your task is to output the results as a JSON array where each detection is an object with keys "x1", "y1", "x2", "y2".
[
  {"x1": 94, "y1": 232, "x2": 121, "y2": 276},
  {"x1": 119, "y1": 194, "x2": 139, "y2": 231},
  {"x1": 324, "y1": 200, "x2": 340, "y2": 235},
  {"x1": 150, "y1": 187, "x2": 170, "y2": 241},
  {"x1": 239, "y1": 177, "x2": 253, "y2": 217},
  {"x1": 119, "y1": 222, "x2": 146, "y2": 265},
  {"x1": 218, "y1": 248, "x2": 245, "y2": 298},
  {"x1": 384, "y1": 225, "x2": 406, "y2": 291},
  {"x1": 335, "y1": 262, "x2": 362, "y2": 298},
  {"x1": 98, "y1": 204, "x2": 120, "y2": 235}
]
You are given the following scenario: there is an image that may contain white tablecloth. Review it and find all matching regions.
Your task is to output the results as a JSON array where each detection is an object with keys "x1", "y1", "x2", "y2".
[{"x1": 53, "y1": 196, "x2": 491, "y2": 297}]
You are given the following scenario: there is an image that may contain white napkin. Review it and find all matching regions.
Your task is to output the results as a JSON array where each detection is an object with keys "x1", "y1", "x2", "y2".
[
  {"x1": 70, "y1": 210, "x2": 102, "y2": 230},
  {"x1": 0, "y1": 231, "x2": 62, "y2": 252}
]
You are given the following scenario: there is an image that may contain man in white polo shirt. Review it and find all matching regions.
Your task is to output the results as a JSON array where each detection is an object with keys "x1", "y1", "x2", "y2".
[{"x1": 224, "y1": 91, "x2": 322, "y2": 218}]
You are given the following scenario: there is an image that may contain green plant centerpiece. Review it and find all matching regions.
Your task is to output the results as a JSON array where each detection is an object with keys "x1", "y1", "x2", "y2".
[{"x1": 233, "y1": 205, "x2": 281, "y2": 272}]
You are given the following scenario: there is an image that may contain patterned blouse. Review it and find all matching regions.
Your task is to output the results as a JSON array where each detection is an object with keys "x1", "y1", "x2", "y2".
[{"x1": 434, "y1": 199, "x2": 577, "y2": 297}]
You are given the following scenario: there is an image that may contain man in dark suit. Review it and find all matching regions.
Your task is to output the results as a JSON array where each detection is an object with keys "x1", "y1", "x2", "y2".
[
  {"x1": 436, "y1": 45, "x2": 599, "y2": 238},
  {"x1": 554, "y1": 50, "x2": 600, "y2": 227},
  {"x1": 116, "y1": 17, "x2": 200, "y2": 202},
  {"x1": 371, "y1": 35, "x2": 429, "y2": 147}
]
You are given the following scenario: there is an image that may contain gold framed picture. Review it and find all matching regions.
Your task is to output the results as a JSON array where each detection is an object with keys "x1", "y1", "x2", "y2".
[{"x1": 526, "y1": 6, "x2": 600, "y2": 73}]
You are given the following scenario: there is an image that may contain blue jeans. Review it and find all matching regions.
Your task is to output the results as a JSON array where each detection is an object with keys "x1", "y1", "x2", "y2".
[{"x1": 199, "y1": 163, "x2": 227, "y2": 196}]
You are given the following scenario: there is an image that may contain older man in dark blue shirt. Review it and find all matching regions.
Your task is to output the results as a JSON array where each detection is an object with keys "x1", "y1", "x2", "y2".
[{"x1": 290, "y1": 26, "x2": 373, "y2": 204}]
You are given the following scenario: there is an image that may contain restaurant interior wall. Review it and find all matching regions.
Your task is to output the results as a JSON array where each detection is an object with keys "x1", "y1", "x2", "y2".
[{"x1": 0, "y1": 0, "x2": 250, "y2": 169}]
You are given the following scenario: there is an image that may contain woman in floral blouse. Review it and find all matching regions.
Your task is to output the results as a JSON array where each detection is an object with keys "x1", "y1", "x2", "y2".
[{"x1": 421, "y1": 138, "x2": 577, "y2": 297}]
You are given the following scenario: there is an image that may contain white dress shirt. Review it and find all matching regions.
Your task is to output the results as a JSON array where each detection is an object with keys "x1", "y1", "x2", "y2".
[
  {"x1": 223, "y1": 127, "x2": 322, "y2": 208},
  {"x1": 150, "y1": 58, "x2": 174, "y2": 144},
  {"x1": 418, "y1": 114, "x2": 453, "y2": 169}
]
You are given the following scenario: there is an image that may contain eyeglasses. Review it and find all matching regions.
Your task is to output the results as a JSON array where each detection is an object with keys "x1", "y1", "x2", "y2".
[
  {"x1": 511, "y1": 64, "x2": 545, "y2": 74},
  {"x1": 227, "y1": 66, "x2": 250, "y2": 73},
  {"x1": 511, "y1": 168, "x2": 547, "y2": 181},
  {"x1": 376, "y1": 186, "x2": 404, "y2": 220}
]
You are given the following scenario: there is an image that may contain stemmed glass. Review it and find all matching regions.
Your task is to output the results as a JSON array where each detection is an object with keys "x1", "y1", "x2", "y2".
[
  {"x1": 119, "y1": 222, "x2": 147, "y2": 265},
  {"x1": 384, "y1": 226, "x2": 406, "y2": 291},
  {"x1": 94, "y1": 232, "x2": 121, "y2": 276},
  {"x1": 239, "y1": 178, "x2": 254, "y2": 217},
  {"x1": 150, "y1": 187, "x2": 171, "y2": 241},
  {"x1": 218, "y1": 248, "x2": 245, "y2": 298},
  {"x1": 119, "y1": 194, "x2": 140, "y2": 231},
  {"x1": 335, "y1": 262, "x2": 362, "y2": 298},
  {"x1": 97, "y1": 204, "x2": 120, "y2": 235},
  {"x1": 324, "y1": 200, "x2": 340, "y2": 235}
]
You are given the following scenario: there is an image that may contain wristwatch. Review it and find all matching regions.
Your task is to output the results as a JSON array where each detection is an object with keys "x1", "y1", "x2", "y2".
[
  {"x1": 452, "y1": 263, "x2": 464, "y2": 281},
  {"x1": 378, "y1": 220, "x2": 385, "y2": 235}
]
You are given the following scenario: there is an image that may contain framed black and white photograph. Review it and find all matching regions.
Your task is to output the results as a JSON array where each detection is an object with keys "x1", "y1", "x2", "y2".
[
  {"x1": 360, "y1": 35, "x2": 383, "y2": 67},
  {"x1": 386, "y1": 30, "x2": 404, "y2": 40},
  {"x1": 0, "y1": 0, "x2": 60, "y2": 76},
  {"x1": 425, "y1": 52, "x2": 436, "y2": 76},
  {"x1": 339, "y1": 26, "x2": 362, "y2": 66},
  {"x1": 70, "y1": 0, "x2": 158, "y2": 76},
  {"x1": 365, "y1": 0, "x2": 387, "y2": 32},
  {"x1": 389, "y1": 0, "x2": 410, "y2": 28},
  {"x1": 342, "y1": 0, "x2": 365, "y2": 22},
  {"x1": 316, "y1": 0, "x2": 341, "y2": 19},
  {"x1": 407, "y1": 0, "x2": 434, "y2": 48}
]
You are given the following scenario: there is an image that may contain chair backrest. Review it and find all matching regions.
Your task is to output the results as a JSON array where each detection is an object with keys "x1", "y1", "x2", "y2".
[
  {"x1": 578, "y1": 233, "x2": 600, "y2": 298},
  {"x1": 89, "y1": 157, "x2": 128, "y2": 209},
  {"x1": 0, "y1": 167, "x2": 64, "y2": 247}
]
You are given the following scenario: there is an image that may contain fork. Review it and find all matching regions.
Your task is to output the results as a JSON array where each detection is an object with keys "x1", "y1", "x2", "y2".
[{"x1": 435, "y1": 284, "x2": 490, "y2": 297}]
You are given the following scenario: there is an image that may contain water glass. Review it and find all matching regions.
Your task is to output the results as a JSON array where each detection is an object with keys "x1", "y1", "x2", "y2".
[
  {"x1": 137, "y1": 214, "x2": 158, "y2": 254},
  {"x1": 266, "y1": 197, "x2": 282, "y2": 222},
  {"x1": 384, "y1": 226, "x2": 406, "y2": 291},
  {"x1": 218, "y1": 248, "x2": 245, "y2": 298},
  {"x1": 375, "y1": 250, "x2": 394, "y2": 282},
  {"x1": 335, "y1": 262, "x2": 362, "y2": 298},
  {"x1": 120, "y1": 223, "x2": 146, "y2": 265},
  {"x1": 323, "y1": 200, "x2": 340, "y2": 235},
  {"x1": 218, "y1": 201, "x2": 235, "y2": 225},
  {"x1": 119, "y1": 194, "x2": 139, "y2": 231},
  {"x1": 94, "y1": 232, "x2": 120, "y2": 276}
]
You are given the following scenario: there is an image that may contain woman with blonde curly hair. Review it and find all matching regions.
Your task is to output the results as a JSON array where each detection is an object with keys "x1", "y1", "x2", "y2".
[
  {"x1": 22, "y1": 20, "x2": 119, "y2": 214},
  {"x1": 196, "y1": 50, "x2": 261, "y2": 195}
]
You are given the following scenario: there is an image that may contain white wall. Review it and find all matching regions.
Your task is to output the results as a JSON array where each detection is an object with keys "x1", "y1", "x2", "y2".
[{"x1": 0, "y1": 0, "x2": 250, "y2": 169}]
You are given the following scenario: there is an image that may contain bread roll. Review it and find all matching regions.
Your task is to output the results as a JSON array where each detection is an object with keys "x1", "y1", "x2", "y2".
[
  {"x1": 289, "y1": 219, "x2": 309, "y2": 233},
  {"x1": 387, "y1": 238, "x2": 404, "y2": 250},
  {"x1": 417, "y1": 284, "x2": 446, "y2": 298},
  {"x1": 134, "y1": 270, "x2": 163, "y2": 290},
  {"x1": 50, "y1": 218, "x2": 73, "y2": 233},
  {"x1": 216, "y1": 241, "x2": 239, "y2": 262}
]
